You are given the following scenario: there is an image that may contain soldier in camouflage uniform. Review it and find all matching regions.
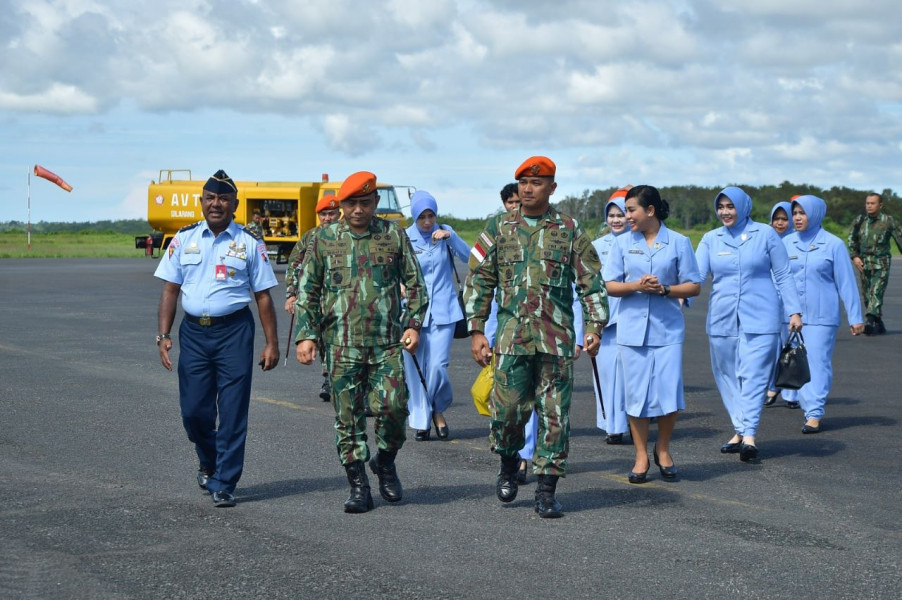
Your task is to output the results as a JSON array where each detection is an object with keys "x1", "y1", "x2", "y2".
[
  {"x1": 295, "y1": 171, "x2": 427, "y2": 514},
  {"x1": 247, "y1": 210, "x2": 264, "y2": 238},
  {"x1": 464, "y1": 156, "x2": 609, "y2": 519},
  {"x1": 285, "y1": 195, "x2": 341, "y2": 401},
  {"x1": 847, "y1": 193, "x2": 902, "y2": 334}
]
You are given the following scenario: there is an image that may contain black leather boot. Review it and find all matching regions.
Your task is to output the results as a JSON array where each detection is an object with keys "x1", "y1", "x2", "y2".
[
  {"x1": 368, "y1": 449, "x2": 403, "y2": 502},
  {"x1": 343, "y1": 461, "x2": 374, "y2": 513},
  {"x1": 875, "y1": 316, "x2": 887, "y2": 335},
  {"x1": 864, "y1": 315, "x2": 875, "y2": 336},
  {"x1": 534, "y1": 474, "x2": 563, "y2": 518},
  {"x1": 496, "y1": 455, "x2": 520, "y2": 503}
]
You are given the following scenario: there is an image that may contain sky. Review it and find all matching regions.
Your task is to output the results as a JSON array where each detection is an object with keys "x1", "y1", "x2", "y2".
[{"x1": 1, "y1": 0, "x2": 900, "y2": 223}]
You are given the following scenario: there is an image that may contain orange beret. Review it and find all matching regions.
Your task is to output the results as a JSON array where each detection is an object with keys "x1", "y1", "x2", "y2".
[
  {"x1": 609, "y1": 186, "x2": 632, "y2": 201},
  {"x1": 337, "y1": 171, "x2": 377, "y2": 202},
  {"x1": 790, "y1": 194, "x2": 802, "y2": 201},
  {"x1": 316, "y1": 194, "x2": 340, "y2": 213},
  {"x1": 515, "y1": 156, "x2": 556, "y2": 179}
]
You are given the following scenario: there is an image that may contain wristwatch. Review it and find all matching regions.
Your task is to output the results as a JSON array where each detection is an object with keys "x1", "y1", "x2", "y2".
[
  {"x1": 660, "y1": 285, "x2": 671, "y2": 297},
  {"x1": 156, "y1": 333, "x2": 171, "y2": 344}
]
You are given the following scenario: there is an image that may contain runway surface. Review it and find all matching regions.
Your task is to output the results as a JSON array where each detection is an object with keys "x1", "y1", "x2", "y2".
[{"x1": 1, "y1": 257, "x2": 899, "y2": 599}]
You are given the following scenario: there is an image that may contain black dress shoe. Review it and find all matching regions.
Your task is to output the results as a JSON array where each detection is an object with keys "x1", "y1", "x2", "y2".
[
  {"x1": 628, "y1": 468, "x2": 649, "y2": 484},
  {"x1": 785, "y1": 400, "x2": 800, "y2": 409},
  {"x1": 720, "y1": 439, "x2": 742, "y2": 454},
  {"x1": 433, "y1": 415, "x2": 449, "y2": 439},
  {"x1": 497, "y1": 456, "x2": 520, "y2": 502},
  {"x1": 516, "y1": 460, "x2": 528, "y2": 484},
  {"x1": 764, "y1": 392, "x2": 779, "y2": 406},
  {"x1": 739, "y1": 443, "x2": 759, "y2": 462},
  {"x1": 196, "y1": 467, "x2": 213, "y2": 492},
  {"x1": 801, "y1": 423, "x2": 821, "y2": 434},
  {"x1": 653, "y1": 445, "x2": 677, "y2": 480},
  {"x1": 605, "y1": 433, "x2": 623, "y2": 445},
  {"x1": 414, "y1": 428, "x2": 430, "y2": 441},
  {"x1": 212, "y1": 490, "x2": 236, "y2": 507},
  {"x1": 368, "y1": 450, "x2": 403, "y2": 502}
]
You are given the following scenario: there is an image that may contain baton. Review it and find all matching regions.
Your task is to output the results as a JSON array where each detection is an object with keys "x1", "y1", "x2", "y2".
[
  {"x1": 283, "y1": 310, "x2": 295, "y2": 366},
  {"x1": 590, "y1": 354, "x2": 606, "y2": 420},
  {"x1": 410, "y1": 351, "x2": 430, "y2": 400}
]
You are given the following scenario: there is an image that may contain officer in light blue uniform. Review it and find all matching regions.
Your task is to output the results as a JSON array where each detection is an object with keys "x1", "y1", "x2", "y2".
[
  {"x1": 403, "y1": 191, "x2": 470, "y2": 440},
  {"x1": 592, "y1": 192, "x2": 629, "y2": 444},
  {"x1": 603, "y1": 185, "x2": 702, "y2": 483},
  {"x1": 696, "y1": 187, "x2": 802, "y2": 462},
  {"x1": 766, "y1": 200, "x2": 797, "y2": 406},
  {"x1": 783, "y1": 195, "x2": 864, "y2": 433},
  {"x1": 155, "y1": 169, "x2": 279, "y2": 508}
]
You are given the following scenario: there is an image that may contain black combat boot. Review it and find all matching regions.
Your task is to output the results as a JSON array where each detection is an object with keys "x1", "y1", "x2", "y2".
[
  {"x1": 875, "y1": 316, "x2": 887, "y2": 335},
  {"x1": 534, "y1": 474, "x2": 563, "y2": 518},
  {"x1": 496, "y1": 455, "x2": 520, "y2": 503},
  {"x1": 864, "y1": 315, "x2": 875, "y2": 336},
  {"x1": 368, "y1": 449, "x2": 403, "y2": 502},
  {"x1": 343, "y1": 461, "x2": 374, "y2": 513}
]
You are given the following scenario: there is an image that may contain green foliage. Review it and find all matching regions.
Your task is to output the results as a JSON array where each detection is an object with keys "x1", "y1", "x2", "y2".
[{"x1": 0, "y1": 219, "x2": 150, "y2": 234}]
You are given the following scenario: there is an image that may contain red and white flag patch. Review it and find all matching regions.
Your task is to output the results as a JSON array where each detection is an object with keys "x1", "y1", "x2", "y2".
[{"x1": 470, "y1": 232, "x2": 494, "y2": 263}]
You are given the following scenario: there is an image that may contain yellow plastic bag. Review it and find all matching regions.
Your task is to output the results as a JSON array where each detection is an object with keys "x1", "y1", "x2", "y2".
[{"x1": 470, "y1": 357, "x2": 494, "y2": 417}]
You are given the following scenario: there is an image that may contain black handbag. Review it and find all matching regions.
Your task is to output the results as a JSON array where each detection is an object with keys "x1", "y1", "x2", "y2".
[
  {"x1": 447, "y1": 242, "x2": 469, "y2": 339},
  {"x1": 774, "y1": 331, "x2": 811, "y2": 390}
]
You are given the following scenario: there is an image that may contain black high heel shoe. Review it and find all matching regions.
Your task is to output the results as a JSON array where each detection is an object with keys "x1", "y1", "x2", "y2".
[
  {"x1": 628, "y1": 467, "x2": 650, "y2": 484},
  {"x1": 720, "y1": 436, "x2": 742, "y2": 454},
  {"x1": 414, "y1": 428, "x2": 430, "y2": 441},
  {"x1": 739, "y1": 443, "x2": 759, "y2": 462},
  {"x1": 653, "y1": 445, "x2": 677, "y2": 480}
]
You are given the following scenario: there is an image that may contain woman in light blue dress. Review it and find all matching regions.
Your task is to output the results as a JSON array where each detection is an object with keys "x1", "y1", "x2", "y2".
[
  {"x1": 591, "y1": 189, "x2": 630, "y2": 444},
  {"x1": 603, "y1": 185, "x2": 702, "y2": 483},
  {"x1": 696, "y1": 187, "x2": 802, "y2": 462},
  {"x1": 783, "y1": 195, "x2": 864, "y2": 433},
  {"x1": 403, "y1": 191, "x2": 470, "y2": 440}
]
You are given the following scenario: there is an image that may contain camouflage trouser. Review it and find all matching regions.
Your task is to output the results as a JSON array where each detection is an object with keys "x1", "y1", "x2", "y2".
[
  {"x1": 325, "y1": 344, "x2": 409, "y2": 466},
  {"x1": 861, "y1": 257, "x2": 890, "y2": 317},
  {"x1": 491, "y1": 352, "x2": 573, "y2": 477}
]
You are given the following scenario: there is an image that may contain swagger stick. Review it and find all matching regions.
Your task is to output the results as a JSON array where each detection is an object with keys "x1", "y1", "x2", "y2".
[
  {"x1": 283, "y1": 311, "x2": 295, "y2": 366},
  {"x1": 590, "y1": 355, "x2": 606, "y2": 420}
]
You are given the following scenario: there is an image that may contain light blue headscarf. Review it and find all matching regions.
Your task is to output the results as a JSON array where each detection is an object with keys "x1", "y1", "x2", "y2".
[
  {"x1": 411, "y1": 190, "x2": 438, "y2": 240},
  {"x1": 715, "y1": 186, "x2": 753, "y2": 235},
  {"x1": 605, "y1": 197, "x2": 627, "y2": 236},
  {"x1": 770, "y1": 201, "x2": 794, "y2": 238},
  {"x1": 792, "y1": 195, "x2": 826, "y2": 243}
]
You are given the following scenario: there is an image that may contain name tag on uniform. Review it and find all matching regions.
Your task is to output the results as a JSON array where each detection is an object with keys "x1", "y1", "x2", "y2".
[
  {"x1": 717, "y1": 251, "x2": 732, "y2": 256},
  {"x1": 184, "y1": 244, "x2": 201, "y2": 254},
  {"x1": 628, "y1": 249, "x2": 644, "y2": 255},
  {"x1": 215, "y1": 264, "x2": 227, "y2": 281},
  {"x1": 789, "y1": 255, "x2": 798, "y2": 260}
]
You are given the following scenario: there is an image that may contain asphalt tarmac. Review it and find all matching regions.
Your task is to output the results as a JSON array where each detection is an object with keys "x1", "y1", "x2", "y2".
[{"x1": 1, "y1": 257, "x2": 899, "y2": 599}]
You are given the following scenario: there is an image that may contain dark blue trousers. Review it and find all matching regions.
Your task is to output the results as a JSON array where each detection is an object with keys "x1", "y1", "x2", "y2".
[{"x1": 177, "y1": 309, "x2": 254, "y2": 494}]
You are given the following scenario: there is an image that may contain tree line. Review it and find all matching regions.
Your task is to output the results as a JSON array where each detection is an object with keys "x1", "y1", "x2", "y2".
[{"x1": 0, "y1": 219, "x2": 149, "y2": 234}]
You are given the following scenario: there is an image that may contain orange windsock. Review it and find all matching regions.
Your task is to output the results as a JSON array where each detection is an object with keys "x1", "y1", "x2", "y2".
[{"x1": 34, "y1": 165, "x2": 73, "y2": 192}]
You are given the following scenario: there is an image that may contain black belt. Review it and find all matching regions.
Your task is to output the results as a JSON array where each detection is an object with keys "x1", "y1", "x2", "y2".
[{"x1": 185, "y1": 307, "x2": 250, "y2": 327}]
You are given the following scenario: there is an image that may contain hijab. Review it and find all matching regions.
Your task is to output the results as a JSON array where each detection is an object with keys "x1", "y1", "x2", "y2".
[
  {"x1": 715, "y1": 186, "x2": 752, "y2": 235},
  {"x1": 792, "y1": 195, "x2": 826, "y2": 243},
  {"x1": 411, "y1": 190, "x2": 438, "y2": 242},
  {"x1": 770, "y1": 201, "x2": 794, "y2": 238},
  {"x1": 605, "y1": 197, "x2": 627, "y2": 236}
]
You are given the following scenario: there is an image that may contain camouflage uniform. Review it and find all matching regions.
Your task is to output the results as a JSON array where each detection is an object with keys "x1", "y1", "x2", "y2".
[
  {"x1": 246, "y1": 220, "x2": 264, "y2": 239},
  {"x1": 295, "y1": 217, "x2": 427, "y2": 465},
  {"x1": 286, "y1": 227, "x2": 327, "y2": 379},
  {"x1": 464, "y1": 207, "x2": 609, "y2": 476},
  {"x1": 847, "y1": 212, "x2": 902, "y2": 318}
]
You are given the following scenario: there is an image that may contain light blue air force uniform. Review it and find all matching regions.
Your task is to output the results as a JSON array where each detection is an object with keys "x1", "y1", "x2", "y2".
[
  {"x1": 768, "y1": 201, "x2": 796, "y2": 393},
  {"x1": 402, "y1": 222, "x2": 470, "y2": 430},
  {"x1": 602, "y1": 223, "x2": 702, "y2": 418},
  {"x1": 592, "y1": 230, "x2": 626, "y2": 435},
  {"x1": 154, "y1": 219, "x2": 277, "y2": 494},
  {"x1": 695, "y1": 188, "x2": 802, "y2": 438},
  {"x1": 485, "y1": 292, "x2": 583, "y2": 462},
  {"x1": 781, "y1": 195, "x2": 863, "y2": 420}
]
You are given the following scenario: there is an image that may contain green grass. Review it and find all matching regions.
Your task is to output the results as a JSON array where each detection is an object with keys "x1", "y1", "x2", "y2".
[{"x1": 0, "y1": 232, "x2": 145, "y2": 258}]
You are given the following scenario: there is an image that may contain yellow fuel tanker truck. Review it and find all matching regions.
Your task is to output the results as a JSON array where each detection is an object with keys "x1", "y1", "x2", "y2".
[{"x1": 136, "y1": 169, "x2": 410, "y2": 262}]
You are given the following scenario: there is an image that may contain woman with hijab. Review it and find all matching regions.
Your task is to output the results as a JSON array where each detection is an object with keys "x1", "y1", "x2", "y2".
[
  {"x1": 783, "y1": 196, "x2": 864, "y2": 433},
  {"x1": 603, "y1": 185, "x2": 702, "y2": 483},
  {"x1": 403, "y1": 191, "x2": 470, "y2": 440},
  {"x1": 696, "y1": 187, "x2": 803, "y2": 463},
  {"x1": 765, "y1": 200, "x2": 797, "y2": 407},
  {"x1": 592, "y1": 188, "x2": 630, "y2": 444}
]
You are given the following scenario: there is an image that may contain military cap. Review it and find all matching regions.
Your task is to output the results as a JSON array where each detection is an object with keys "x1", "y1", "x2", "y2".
[
  {"x1": 203, "y1": 169, "x2": 238, "y2": 195},
  {"x1": 316, "y1": 194, "x2": 340, "y2": 213},
  {"x1": 515, "y1": 156, "x2": 556, "y2": 179},
  {"x1": 337, "y1": 171, "x2": 377, "y2": 202}
]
